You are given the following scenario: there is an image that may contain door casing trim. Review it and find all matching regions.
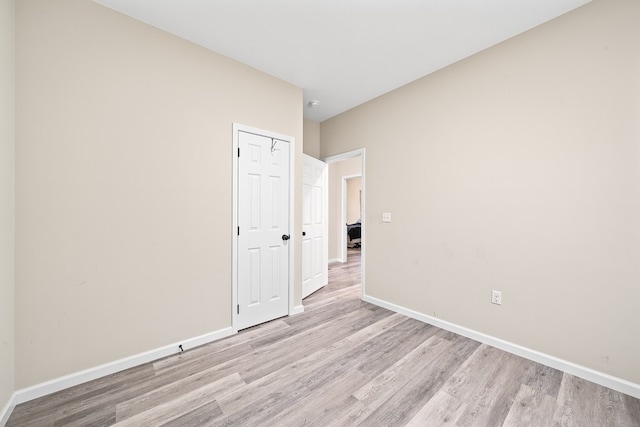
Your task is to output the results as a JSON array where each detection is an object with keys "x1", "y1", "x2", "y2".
[{"x1": 322, "y1": 148, "x2": 366, "y2": 301}]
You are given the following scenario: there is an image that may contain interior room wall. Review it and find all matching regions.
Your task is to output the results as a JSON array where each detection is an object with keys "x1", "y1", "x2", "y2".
[
  {"x1": 303, "y1": 118, "x2": 320, "y2": 159},
  {"x1": 15, "y1": 0, "x2": 302, "y2": 389},
  {"x1": 320, "y1": 0, "x2": 640, "y2": 385},
  {"x1": 0, "y1": 0, "x2": 15, "y2": 413},
  {"x1": 328, "y1": 157, "x2": 362, "y2": 261},
  {"x1": 346, "y1": 178, "x2": 361, "y2": 225}
]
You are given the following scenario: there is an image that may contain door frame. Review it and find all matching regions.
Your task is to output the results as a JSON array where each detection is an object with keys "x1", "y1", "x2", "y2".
[
  {"x1": 232, "y1": 123, "x2": 296, "y2": 333},
  {"x1": 322, "y1": 148, "x2": 366, "y2": 300}
]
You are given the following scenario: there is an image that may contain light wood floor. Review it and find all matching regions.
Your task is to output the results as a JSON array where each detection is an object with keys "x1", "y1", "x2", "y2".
[{"x1": 8, "y1": 248, "x2": 640, "y2": 426}]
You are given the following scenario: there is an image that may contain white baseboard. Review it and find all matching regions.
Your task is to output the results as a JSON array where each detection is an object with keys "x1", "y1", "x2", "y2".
[
  {"x1": 1, "y1": 393, "x2": 16, "y2": 427},
  {"x1": 362, "y1": 294, "x2": 640, "y2": 400},
  {"x1": 292, "y1": 305, "x2": 305, "y2": 315},
  {"x1": 328, "y1": 258, "x2": 343, "y2": 264},
  {"x1": 12, "y1": 327, "x2": 235, "y2": 408}
]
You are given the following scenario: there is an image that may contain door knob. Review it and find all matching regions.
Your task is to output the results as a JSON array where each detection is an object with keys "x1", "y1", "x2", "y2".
[
  {"x1": 282, "y1": 234, "x2": 290, "y2": 241},
  {"x1": 302, "y1": 232, "x2": 306, "y2": 236}
]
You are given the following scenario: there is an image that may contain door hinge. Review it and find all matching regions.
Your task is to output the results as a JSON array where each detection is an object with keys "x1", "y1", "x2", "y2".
[
  {"x1": 237, "y1": 226, "x2": 240, "y2": 236},
  {"x1": 237, "y1": 304, "x2": 240, "y2": 314},
  {"x1": 238, "y1": 147, "x2": 240, "y2": 157}
]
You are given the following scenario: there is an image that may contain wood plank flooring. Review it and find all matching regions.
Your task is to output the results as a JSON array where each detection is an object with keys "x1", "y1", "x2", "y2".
[{"x1": 7, "y1": 248, "x2": 640, "y2": 426}]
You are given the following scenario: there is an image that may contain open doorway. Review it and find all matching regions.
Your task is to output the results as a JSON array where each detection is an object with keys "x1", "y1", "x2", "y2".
[
  {"x1": 344, "y1": 175, "x2": 362, "y2": 252},
  {"x1": 323, "y1": 149, "x2": 365, "y2": 299}
]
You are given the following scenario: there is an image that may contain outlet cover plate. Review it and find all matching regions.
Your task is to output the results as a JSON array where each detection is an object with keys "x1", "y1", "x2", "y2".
[{"x1": 491, "y1": 290, "x2": 502, "y2": 305}]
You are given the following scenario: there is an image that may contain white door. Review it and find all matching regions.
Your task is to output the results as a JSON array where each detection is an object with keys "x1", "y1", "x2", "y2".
[
  {"x1": 302, "y1": 154, "x2": 328, "y2": 298},
  {"x1": 237, "y1": 131, "x2": 290, "y2": 330}
]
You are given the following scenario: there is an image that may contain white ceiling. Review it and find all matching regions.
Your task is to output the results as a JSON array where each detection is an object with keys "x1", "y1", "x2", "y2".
[{"x1": 93, "y1": 0, "x2": 590, "y2": 122}]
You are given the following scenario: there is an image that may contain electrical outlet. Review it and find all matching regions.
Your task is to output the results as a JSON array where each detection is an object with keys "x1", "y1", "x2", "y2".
[
  {"x1": 491, "y1": 290, "x2": 502, "y2": 305},
  {"x1": 382, "y1": 212, "x2": 391, "y2": 223}
]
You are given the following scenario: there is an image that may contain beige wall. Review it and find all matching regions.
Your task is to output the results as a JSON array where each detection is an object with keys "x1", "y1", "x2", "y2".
[
  {"x1": 303, "y1": 118, "x2": 320, "y2": 159},
  {"x1": 321, "y1": 0, "x2": 640, "y2": 384},
  {"x1": 0, "y1": 0, "x2": 15, "y2": 411},
  {"x1": 328, "y1": 157, "x2": 362, "y2": 261},
  {"x1": 15, "y1": 0, "x2": 302, "y2": 388},
  {"x1": 347, "y1": 177, "x2": 361, "y2": 225}
]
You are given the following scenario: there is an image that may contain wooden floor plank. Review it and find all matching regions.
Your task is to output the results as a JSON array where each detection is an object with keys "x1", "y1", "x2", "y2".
[
  {"x1": 7, "y1": 248, "x2": 640, "y2": 427},
  {"x1": 158, "y1": 401, "x2": 223, "y2": 427},
  {"x1": 502, "y1": 384, "x2": 557, "y2": 427},
  {"x1": 239, "y1": 305, "x2": 386, "y2": 384},
  {"x1": 353, "y1": 335, "x2": 452, "y2": 404},
  {"x1": 115, "y1": 370, "x2": 245, "y2": 421},
  {"x1": 6, "y1": 364, "x2": 155, "y2": 426},
  {"x1": 522, "y1": 362, "x2": 564, "y2": 399},
  {"x1": 215, "y1": 380, "x2": 312, "y2": 427},
  {"x1": 442, "y1": 343, "x2": 509, "y2": 402},
  {"x1": 152, "y1": 319, "x2": 290, "y2": 372},
  {"x1": 53, "y1": 404, "x2": 116, "y2": 427},
  {"x1": 295, "y1": 318, "x2": 431, "y2": 392},
  {"x1": 405, "y1": 390, "x2": 468, "y2": 426},
  {"x1": 552, "y1": 374, "x2": 640, "y2": 427},
  {"x1": 112, "y1": 373, "x2": 244, "y2": 426},
  {"x1": 357, "y1": 334, "x2": 481, "y2": 426},
  {"x1": 216, "y1": 312, "x2": 407, "y2": 416},
  {"x1": 456, "y1": 352, "x2": 533, "y2": 426},
  {"x1": 324, "y1": 336, "x2": 455, "y2": 426},
  {"x1": 268, "y1": 369, "x2": 368, "y2": 427}
]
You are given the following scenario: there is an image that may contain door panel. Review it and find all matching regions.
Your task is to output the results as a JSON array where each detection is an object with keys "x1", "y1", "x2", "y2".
[
  {"x1": 302, "y1": 154, "x2": 328, "y2": 298},
  {"x1": 238, "y1": 131, "x2": 290, "y2": 329}
]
